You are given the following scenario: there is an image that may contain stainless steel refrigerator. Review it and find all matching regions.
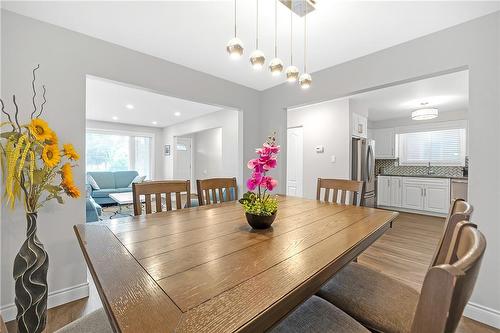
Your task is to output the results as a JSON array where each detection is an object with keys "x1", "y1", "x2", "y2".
[{"x1": 351, "y1": 137, "x2": 376, "y2": 207}]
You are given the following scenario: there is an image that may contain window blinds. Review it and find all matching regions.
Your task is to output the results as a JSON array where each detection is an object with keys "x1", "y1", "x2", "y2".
[{"x1": 398, "y1": 128, "x2": 466, "y2": 166}]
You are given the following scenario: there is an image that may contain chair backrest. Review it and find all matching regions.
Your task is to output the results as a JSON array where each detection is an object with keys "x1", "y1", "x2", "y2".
[
  {"x1": 430, "y1": 198, "x2": 473, "y2": 268},
  {"x1": 316, "y1": 178, "x2": 364, "y2": 206},
  {"x1": 132, "y1": 180, "x2": 190, "y2": 215},
  {"x1": 196, "y1": 177, "x2": 238, "y2": 206},
  {"x1": 411, "y1": 222, "x2": 486, "y2": 333}
]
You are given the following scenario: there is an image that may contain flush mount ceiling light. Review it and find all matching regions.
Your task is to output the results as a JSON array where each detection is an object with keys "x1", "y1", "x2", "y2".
[
  {"x1": 412, "y1": 103, "x2": 438, "y2": 120},
  {"x1": 226, "y1": 0, "x2": 244, "y2": 59},
  {"x1": 174, "y1": 111, "x2": 181, "y2": 117},
  {"x1": 269, "y1": 0, "x2": 284, "y2": 76},
  {"x1": 249, "y1": 0, "x2": 265, "y2": 70},
  {"x1": 299, "y1": 0, "x2": 312, "y2": 89},
  {"x1": 152, "y1": 121, "x2": 158, "y2": 125},
  {"x1": 125, "y1": 104, "x2": 134, "y2": 109},
  {"x1": 112, "y1": 116, "x2": 118, "y2": 120},
  {"x1": 285, "y1": 10, "x2": 299, "y2": 82}
]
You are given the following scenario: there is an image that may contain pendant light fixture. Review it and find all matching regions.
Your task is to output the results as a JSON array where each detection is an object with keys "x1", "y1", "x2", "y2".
[
  {"x1": 285, "y1": 10, "x2": 299, "y2": 82},
  {"x1": 226, "y1": 0, "x2": 244, "y2": 59},
  {"x1": 249, "y1": 0, "x2": 266, "y2": 70},
  {"x1": 269, "y1": 0, "x2": 284, "y2": 76},
  {"x1": 412, "y1": 102, "x2": 439, "y2": 120},
  {"x1": 299, "y1": 0, "x2": 312, "y2": 89}
]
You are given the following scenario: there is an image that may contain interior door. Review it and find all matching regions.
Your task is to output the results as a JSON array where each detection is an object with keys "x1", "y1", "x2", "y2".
[
  {"x1": 286, "y1": 127, "x2": 303, "y2": 197},
  {"x1": 174, "y1": 137, "x2": 192, "y2": 184}
]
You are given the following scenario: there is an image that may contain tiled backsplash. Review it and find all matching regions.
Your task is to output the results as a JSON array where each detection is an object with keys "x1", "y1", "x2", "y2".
[{"x1": 375, "y1": 159, "x2": 467, "y2": 178}]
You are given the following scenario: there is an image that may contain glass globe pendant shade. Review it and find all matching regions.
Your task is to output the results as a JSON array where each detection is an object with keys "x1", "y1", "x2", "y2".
[
  {"x1": 299, "y1": 73, "x2": 312, "y2": 89},
  {"x1": 285, "y1": 66, "x2": 299, "y2": 82},
  {"x1": 269, "y1": 58, "x2": 284, "y2": 76},
  {"x1": 250, "y1": 50, "x2": 266, "y2": 70},
  {"x1": 226, "y1": 37, "x2": 244, "y2": 59}
]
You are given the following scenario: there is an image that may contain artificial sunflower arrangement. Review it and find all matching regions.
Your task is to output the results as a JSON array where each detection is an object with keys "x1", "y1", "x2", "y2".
[
  {"x1": 0, "y1": 65, "x2": 81, "y2": 333},
  {"x1": 1, "y1": 68, "x2": 80, "y2": 213}
]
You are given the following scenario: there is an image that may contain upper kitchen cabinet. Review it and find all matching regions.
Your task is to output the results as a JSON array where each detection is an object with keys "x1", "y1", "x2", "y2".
[
  {"x1": 372, "y1": 128, "x2": 395, "y2": 158},
  {"x1": 352, "y1": 113, "x2": 368, "y2": 138}
]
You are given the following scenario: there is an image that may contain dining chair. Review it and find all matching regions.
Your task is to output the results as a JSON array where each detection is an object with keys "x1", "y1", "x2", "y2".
[
  {"x1": 132, "y1": 180, "x2": 191, "y2": 215},
  {"x1": 430, "y1": 198, "x2": 473, "y2": 267},
  {"x1": 317, "y1": 221, "x2": 486, "y2": 333},
  {"x1": 196, "y1": 177, "x2": 238, "y2": 205},
  {"x1": 1, "y1": 314, "x2": 7, "y2": 333},
  {"x1": 54, "y1": 308, "x2": 112, "y2": 333},
  {"x1": 316, "y1": 178, "x2": 364, "y2": 206}
]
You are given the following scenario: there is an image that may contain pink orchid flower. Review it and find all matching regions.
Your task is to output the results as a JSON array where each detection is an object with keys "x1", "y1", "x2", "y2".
[
  {"x1": 261, "y1": 157, "x2": 277, "y2": 170},
  {"x1": 261, "y1": 176, "x2": 278, "y2": 191},
  {"x1": 246, "y1": 172, "x2": 263, "y2": 191}
]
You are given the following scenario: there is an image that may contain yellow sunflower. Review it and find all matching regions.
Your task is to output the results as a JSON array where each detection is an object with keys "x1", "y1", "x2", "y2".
[
  {"x1": 64, "y1": 183, "x2": 81, "y2": 198},
  {"x1": 60, "y1": 162, "x2": 73, "y2": 184},
  {"x1": 41, "y1": 144, "x2": 61, "y2": 168},
  {"x1": 46, "y1": 130, "x2": 58, "y2": 145},
  {"x1": 63, "y1": 144, "x2": 79, "y2": 161},
  {"x1": 28, "y1": 118, "x2": 52, "y2": 142}
]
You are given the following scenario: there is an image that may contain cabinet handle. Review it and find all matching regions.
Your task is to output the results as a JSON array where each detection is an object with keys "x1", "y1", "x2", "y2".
[
  {"x1": 424, "y1": 188, "x2": 426, "y2": 196},
  {"x1": 421, "y1": 188, "x2": 423, "y2": 196}
]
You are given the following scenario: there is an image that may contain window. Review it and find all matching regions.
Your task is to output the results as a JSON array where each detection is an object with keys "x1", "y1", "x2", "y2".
[
  {"x1": 86, "y1": 130, "x2": 154, "y2": 179},
  {"x1": 398, "y1": 128, "x2": 466, "y2": 166}
]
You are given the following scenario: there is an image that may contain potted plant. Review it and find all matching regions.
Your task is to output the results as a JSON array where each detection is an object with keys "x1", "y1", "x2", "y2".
[
  {"x1": 239, "y1": 133, "x2": 279, "y2": 229},
  {"x1": 0, "y1": 65, "x2": 81, "y2": 333}
]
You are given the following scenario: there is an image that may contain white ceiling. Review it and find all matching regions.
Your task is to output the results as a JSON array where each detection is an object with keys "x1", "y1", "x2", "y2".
[
  {"x1": 4, "y1": 1, "x2": 500, "y2": 91},
  {"x1": 86, "y1": 76, "x2": 222, "y2": 127},
  {"x1": 349, "y1": 70, "x2": 468, "y2": 122}
]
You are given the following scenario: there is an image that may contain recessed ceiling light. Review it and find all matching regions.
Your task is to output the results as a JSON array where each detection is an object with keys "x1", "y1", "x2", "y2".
[
  {"x1": 125, "y1": 104, "x2": 134, "y2": 109},
  {"x1": 152, "y1": 121, "x2": 158, "y2": 125},
  {"x1": 174, "y1": 112, "x2": 181, "y2": 117},
  {"x1": 112, "y1": 116, "x2": 118, "y2": 120}
]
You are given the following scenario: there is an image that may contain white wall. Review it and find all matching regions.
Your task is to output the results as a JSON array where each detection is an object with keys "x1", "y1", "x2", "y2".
[
  {"x1": 193, "y1": 128, "x2": 223, "y2": 185},
  {"x1": 163, "y1": 109, "x2": 241, "y2": 190},
  {"x1": 85, "y1": 120, "x2": 164, "y2": 179},
  {"x1": 1, "y1": 10, "x2": 259, "y2": 321},
  {"x1": 261, "y1": 12, "x2": 500, "y2": 327},
  {"x1": 287, "y1": 99, "x2": 351, "y2": 199}
]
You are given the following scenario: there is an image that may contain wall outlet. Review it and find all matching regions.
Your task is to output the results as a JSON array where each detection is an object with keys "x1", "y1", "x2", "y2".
[{"x1": 331, "y1": 155, "x2": 336, "y2": 163}]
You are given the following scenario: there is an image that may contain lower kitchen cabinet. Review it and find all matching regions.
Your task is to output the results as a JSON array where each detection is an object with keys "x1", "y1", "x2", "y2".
[{"x1": 378, "y1": 176, "x2": 450, "y2": 215}]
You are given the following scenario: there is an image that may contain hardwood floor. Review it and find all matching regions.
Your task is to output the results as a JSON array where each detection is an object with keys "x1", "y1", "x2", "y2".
[{"x1": 5, "y1": 211, "x2": 499, "y2": 332}]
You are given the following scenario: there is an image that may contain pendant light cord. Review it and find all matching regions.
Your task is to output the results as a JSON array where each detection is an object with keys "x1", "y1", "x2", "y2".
[
  {"x1": 256, "y1": 0, "x2": 259, "y2": 49},
  {"x1": 234, "y1": 0, "x2": 237, "y2": 37},
  {"x1": 274, "y1": 0, "x2": 278, "y2": 57},
  {"x1": 290, "y1": 10, "x2": 293, "y2": 65},
  {"x1": 304, "y1": 0, "x2": 307, "y2": 73}
]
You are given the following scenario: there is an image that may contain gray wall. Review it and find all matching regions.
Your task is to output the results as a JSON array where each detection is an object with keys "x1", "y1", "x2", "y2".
[
  {"x1": 0, "y1": 10, "x2": 259, "y2": 318},
  {"x1": 287, "y1": 99, "x2": 351, "y2": 199},
  {"x1": 261, "y1": 12, "x2": 500, "y2": 326}
]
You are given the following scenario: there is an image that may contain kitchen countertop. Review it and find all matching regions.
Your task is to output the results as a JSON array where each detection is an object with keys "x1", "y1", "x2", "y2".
[{"x1": 377, "y1": 174, "x2": 468, "y2": 180}]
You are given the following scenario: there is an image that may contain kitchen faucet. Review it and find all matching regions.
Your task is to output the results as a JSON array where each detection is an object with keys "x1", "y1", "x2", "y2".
[{"x1": 427, "y1": 162, "x2": 435, "y2": 175}]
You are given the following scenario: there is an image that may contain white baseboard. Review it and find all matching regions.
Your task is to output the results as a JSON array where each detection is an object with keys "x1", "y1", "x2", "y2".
[
  {"x1": 0, "y1": 282, "x2": 89, "y2": 322},
  {"x1": 464, "y1": 302, "x2": 500, "y2": 329}
]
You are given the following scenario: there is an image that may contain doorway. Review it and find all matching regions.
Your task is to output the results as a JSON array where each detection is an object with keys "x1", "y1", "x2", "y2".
[
  {"x1": 173, "y1": 136, "x2": 192, "y2": 184},
  {"x1": 286, "y1": 127, "x2": 303, "y2": 197}
]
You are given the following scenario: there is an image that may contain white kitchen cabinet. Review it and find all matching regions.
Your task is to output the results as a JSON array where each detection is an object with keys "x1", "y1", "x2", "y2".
[
  {"x1": 377, "y1": 176, "x2": 391, "y2": 206},
  {"x1": 352, "y1": 113, "x2": 368, "y2": 138},
  {"x1": 372, "y1": 128, "x2": 395, "y2": 159},
  {"x1": 402, "y1": 183, "x2": 424, "y2": 210},
  {"x1": 379, "y1": 176, "x2": 450, "y2": 215},
  {"x1": 402, "y1": 178, "x2": 450, "y2": 214},
  {"x1": 390, "y1": 177, "x2": 403, "y2": 207},
  {"x1": 424, "y1": 185, "x2": 450, "y2": 213}
]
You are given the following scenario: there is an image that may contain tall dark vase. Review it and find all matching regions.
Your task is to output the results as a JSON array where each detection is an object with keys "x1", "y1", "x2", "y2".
[{"x1": 13, "y1": 212, "x2": 49, "y2": 333}]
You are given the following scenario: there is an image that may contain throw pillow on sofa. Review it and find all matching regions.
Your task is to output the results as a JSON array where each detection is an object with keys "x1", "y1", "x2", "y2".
[
  {"x1": 128, "y1": 175, "x2": 146, "y2": 187},
  {"x1": 88, "y1": 175, "x2": 100, "y2": 190}
]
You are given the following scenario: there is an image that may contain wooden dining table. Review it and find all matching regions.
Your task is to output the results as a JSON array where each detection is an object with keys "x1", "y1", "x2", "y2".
[{"x1": 74, "y1": 195, "x2": 398, "y2": 333}]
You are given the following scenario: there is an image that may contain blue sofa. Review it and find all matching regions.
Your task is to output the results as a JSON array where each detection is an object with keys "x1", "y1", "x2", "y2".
[{"x1": 87, "y1": 171, "x2": 139, "y2": 205}]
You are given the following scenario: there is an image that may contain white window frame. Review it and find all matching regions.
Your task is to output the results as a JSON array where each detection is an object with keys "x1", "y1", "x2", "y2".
[
  {"x1": 396, "y1": 121, "x2": 467, "y2": 167},
  {"x1": 86, "y1": 128, "x2": 155, "y2": 178}
]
